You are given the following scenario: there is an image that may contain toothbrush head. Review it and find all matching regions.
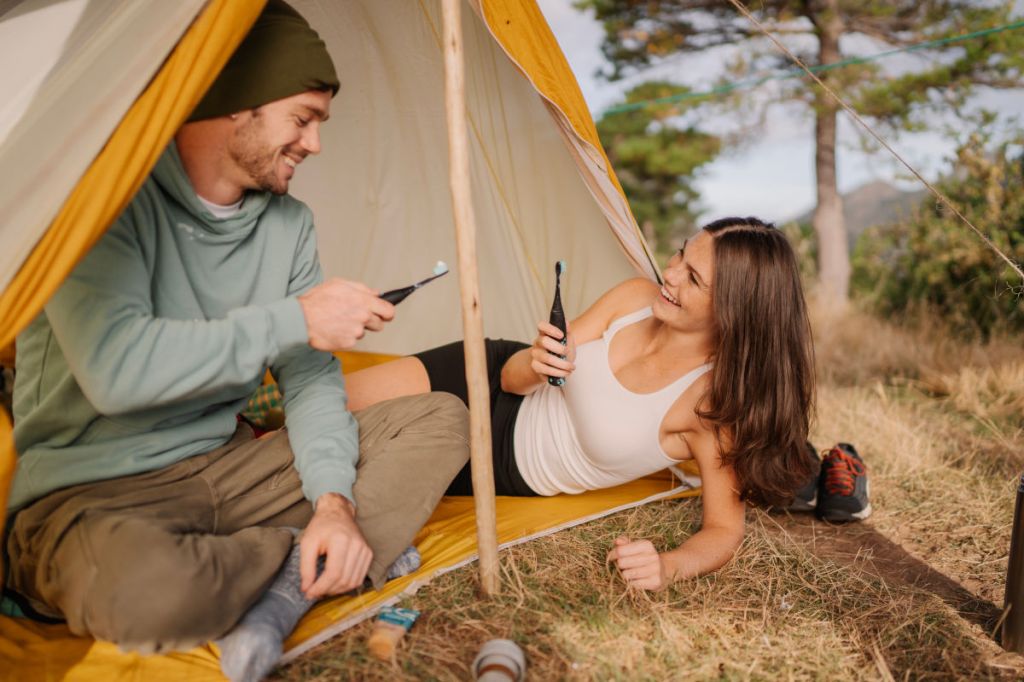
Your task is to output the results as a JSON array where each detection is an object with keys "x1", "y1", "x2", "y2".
[
  {"x1": 433, "y1": 260, "x2": 449, "y2": 276},
  {"x1": 556, "y1": 260, "x2": 566, "y2": 277}
]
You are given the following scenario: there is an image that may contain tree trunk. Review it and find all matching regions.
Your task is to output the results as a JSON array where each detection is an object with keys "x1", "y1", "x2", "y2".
[{"x1": 811, "y1": 1, "x2": 849, "y2": 308}]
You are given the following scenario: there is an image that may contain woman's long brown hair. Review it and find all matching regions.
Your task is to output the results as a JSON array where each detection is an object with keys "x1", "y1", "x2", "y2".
[{"x1": 696, "y1": 217, "x2": 816, "y2": 507}]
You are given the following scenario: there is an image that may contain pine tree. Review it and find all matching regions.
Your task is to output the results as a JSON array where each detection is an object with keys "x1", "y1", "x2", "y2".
[{"x1": 596, "y1": 82, "x2": 721, "y2": 260}]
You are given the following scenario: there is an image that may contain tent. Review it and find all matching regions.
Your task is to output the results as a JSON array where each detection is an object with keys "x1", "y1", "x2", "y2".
[
  {"x1": 0, "y1": 0, "x2": 660, "y2": 358},
  {"x1": 0, "y1": 0, "x2": 690, "y2": 677}
]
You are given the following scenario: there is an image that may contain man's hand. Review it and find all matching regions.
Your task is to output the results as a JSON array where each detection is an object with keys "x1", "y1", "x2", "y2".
[
  {"x1": 297, "y1": 279, "x2": 395, "y2": 351},
  {"x1": 300, "y1": 493, "x2": 373, "y2": 599},
  {"x1": 607, "y1": 536, "x2": 671, "y2": 591}
]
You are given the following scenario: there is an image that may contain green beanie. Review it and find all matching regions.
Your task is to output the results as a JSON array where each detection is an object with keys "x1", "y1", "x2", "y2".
[{"x1": 188, "y1": 0, "x2": 339, "y2": 122}]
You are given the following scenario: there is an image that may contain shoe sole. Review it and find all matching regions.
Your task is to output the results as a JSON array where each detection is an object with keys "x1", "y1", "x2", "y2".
[{"x1": 817, "y1": 502, "x2": 872, "y2": 522}]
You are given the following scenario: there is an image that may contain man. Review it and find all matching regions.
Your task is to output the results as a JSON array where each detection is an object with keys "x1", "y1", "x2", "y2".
[{"x1": 4, "y1": 2, "x2": 468, "y2": 678}]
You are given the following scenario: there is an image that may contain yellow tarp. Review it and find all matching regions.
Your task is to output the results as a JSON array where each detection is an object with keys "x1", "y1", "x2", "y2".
[{"x1": 0, "y1": 470, "x2": 699, "y2": 681}]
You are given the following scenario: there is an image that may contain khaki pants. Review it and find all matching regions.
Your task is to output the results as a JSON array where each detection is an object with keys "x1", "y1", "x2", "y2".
[{"x1": 5, "y1": 393, "x2": 468, "y2": 652}]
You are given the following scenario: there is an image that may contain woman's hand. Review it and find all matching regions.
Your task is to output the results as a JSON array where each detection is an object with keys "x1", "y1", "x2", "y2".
[
  {"x1": 607, "y1": 536, "x2": 671, "y2": 591},
  {"x1": 528, "y1": 321, "x2": 576, "y2": 381}
]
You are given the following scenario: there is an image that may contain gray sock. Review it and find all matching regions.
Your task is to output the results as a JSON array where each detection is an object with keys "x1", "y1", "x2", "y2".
[
  {"x1": 217, "y1": 543, "x2": 316, "y2": 682},
  {"x1": 217, "y1": 544, "x2": 420, "y2": 681},
  {"x1": 385, "y1": 545, "x2": 421, "y2": 580}
]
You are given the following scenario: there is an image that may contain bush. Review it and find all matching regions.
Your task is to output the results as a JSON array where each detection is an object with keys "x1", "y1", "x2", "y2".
[{"x1": 852, "y1": 138, "x2": 1024, "y2": 335}]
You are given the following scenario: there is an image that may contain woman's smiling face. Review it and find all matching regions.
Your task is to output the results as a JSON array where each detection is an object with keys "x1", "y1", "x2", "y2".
[{"x1": 654, "y1": 229, "x2": 715, "y2": 335}]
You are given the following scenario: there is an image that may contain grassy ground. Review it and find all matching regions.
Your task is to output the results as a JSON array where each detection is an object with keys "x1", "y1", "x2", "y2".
[{"x1": 277, "y1": 305, "x2": 1024, "y2": 680}]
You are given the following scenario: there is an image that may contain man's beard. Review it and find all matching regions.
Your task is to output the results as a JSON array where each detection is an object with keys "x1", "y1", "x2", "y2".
[{"x1": 229, "y1": 116, "x2": 288, "y2": 195}]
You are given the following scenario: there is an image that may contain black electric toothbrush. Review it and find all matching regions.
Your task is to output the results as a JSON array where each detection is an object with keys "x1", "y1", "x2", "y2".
[
  {"x1": 548, "y1": 260, "x2": 567, "y2": 386},
  {"x1": 380, "y1": 261, "x2": 449, "y2": 304}
]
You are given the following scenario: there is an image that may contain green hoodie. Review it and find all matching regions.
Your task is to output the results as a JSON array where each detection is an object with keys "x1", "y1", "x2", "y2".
[{"x1": 10, "y1": 144, "x2": 356, "y2": 511}]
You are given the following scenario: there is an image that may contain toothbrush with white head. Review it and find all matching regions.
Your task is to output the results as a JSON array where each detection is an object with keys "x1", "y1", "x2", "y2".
[{"x1": 380, "y1": 261, "x2": 449, "y2": 304}]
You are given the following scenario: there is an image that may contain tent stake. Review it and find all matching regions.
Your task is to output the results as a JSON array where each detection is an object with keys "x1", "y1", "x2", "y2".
[
  {"x1": 1003, "y1": 473, "x2": 1024, "y2": 651},
  {"x1": 442, "y1": 0, "x2": 500, "y2": 596}
]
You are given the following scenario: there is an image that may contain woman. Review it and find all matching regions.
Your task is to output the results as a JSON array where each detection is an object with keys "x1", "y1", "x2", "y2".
[{"x1": 346, "y1": 217, "x2": 815, "y2": 590}]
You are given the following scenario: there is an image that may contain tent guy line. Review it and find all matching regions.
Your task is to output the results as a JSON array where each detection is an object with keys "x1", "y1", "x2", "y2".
[
  {"x1": 725, "y1": 0, "x2": 1024, "y2": 285},
  {"x1": 602, "y1": 19, "x2": 1024, "y2": 116}
]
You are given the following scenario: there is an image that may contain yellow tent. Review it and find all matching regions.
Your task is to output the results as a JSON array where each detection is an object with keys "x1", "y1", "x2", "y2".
[{"x1": 0, "y1": 0, "x2": 695, "y2": 677}]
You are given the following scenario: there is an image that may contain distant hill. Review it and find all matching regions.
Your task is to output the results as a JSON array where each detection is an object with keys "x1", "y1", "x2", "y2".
[{"x1": 786, "y1": 181, "x2": 927, "y2": 249}]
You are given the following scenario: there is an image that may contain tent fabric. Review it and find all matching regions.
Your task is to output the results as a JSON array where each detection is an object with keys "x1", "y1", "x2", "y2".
[
  {"x1": 475, "y1": 0, "x2": 660, "y2": 285},
  {"x1": 0, "y1": 0, "x2": 218, "y2": 294},
  {"x1": 0, "y1": 0, "x2": 263, "y2": 341},
  {"x1": 0, "y1": 470, "x2": 700, "y2": 680},
  {"x1": 286, "y1": 0, "x2": 655, "y2": 355}
]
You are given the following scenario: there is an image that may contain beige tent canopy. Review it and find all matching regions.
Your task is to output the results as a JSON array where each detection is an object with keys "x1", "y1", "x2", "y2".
[{"x1": 0, "y1": 0, "x2": 658, "y2": 356}]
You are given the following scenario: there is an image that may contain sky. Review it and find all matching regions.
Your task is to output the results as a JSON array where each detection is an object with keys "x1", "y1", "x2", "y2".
[{"x1": 535, "y1": 0, "x2": 1024, "y2": 224}]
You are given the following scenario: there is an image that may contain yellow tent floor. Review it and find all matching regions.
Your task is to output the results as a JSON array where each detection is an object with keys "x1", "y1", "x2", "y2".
[{"x1": 0, "y1": 472, "x2": 699, "y2": 681}]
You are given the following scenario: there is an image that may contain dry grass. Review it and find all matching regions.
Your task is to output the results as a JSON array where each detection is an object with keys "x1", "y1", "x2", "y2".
[
  {"x1": 277, "y1": 305, "x2": 1024, "y2": 680},
  {"x1": 811, "y1": 302, "x2": 1024, "y2": 390}
]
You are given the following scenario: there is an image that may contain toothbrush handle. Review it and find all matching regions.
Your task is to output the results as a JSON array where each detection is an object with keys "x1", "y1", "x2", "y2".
[
  {"x1": 548, "y1": 293, "x2": 567, "y2": 387},
  {"x1": 380, "y1": 286, "x2": 416, "y2": 305},
  {"x1": 547, "y1": 339, "x2": 567, "y2": 386}
]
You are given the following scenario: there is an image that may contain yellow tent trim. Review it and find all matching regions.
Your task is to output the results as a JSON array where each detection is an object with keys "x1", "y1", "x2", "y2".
[
  {"x1": 334, "y1": 351, "x2": 401, "y2": 375},
  {"x1": 0, "y1": 0, "x2": 267, "y2": 576},
  {"x1": 478, "y1": 0, "x2": 660, "y2": 280},
  {"x1": 479, "y1": 0, "x2": 625, "y2": 201}
]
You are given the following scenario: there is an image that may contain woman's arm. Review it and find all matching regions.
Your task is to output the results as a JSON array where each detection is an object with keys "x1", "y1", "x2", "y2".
[
  {"x1": 500, "y1": 278, "x2": 659, "y2": 395},
  {"x1": 609, "y1": 428, "x2": 745, "y2": 590}
]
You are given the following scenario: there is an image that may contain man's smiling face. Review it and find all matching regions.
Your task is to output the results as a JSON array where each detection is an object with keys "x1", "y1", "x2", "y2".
[{"x1": 227, "y1": 89, "x2": 331, "y2": 195}]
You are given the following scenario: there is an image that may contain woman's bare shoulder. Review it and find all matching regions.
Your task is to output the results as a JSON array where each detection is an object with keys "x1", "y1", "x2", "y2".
[
  {"x1": 618, "y1": 277, "x2": 660, "y2": 297},
  {"x1": 599, "y1": 278, "x2": 660, "y2": 316},
  {"x1": 573, "y1": 278, "x2": 660, "y2": 340}
]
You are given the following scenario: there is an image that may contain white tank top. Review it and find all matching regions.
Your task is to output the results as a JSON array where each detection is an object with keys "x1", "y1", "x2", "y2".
[{"x1": 513, "y1": 307, "x2": 712, "y2": 495}]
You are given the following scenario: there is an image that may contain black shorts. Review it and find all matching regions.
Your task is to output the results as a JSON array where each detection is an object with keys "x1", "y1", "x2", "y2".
[{"x1": 414, "y1": 339, "x2": 538, "y2": 497}]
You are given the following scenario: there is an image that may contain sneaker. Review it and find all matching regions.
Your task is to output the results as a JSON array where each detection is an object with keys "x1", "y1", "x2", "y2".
[
  {"x1": 787, "y1": 442, "x2": 821, "y2": 512},
  {"x1": 816, "y1": 443, "x2": 871, "y2": 522}
]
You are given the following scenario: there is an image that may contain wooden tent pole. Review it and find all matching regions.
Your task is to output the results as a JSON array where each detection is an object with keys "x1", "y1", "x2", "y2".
[{"x1": 441, "y1": 0, "x2": 500, "y2": 596}]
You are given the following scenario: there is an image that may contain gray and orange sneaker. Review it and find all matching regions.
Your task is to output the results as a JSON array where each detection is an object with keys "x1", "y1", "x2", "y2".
[{"x1": 816, "y1": 443, "x2": 871, "y2": 522}]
